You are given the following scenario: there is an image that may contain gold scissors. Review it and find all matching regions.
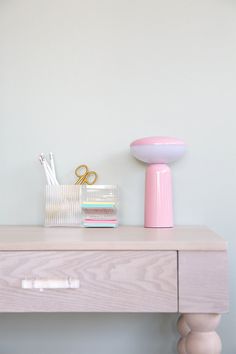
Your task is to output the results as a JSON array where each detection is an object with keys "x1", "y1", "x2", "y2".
[{"x1": 75, "y1": 164, "x2": 98, "y2": 185}]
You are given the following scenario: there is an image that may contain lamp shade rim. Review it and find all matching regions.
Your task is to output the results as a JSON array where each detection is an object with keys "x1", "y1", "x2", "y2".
[{"x1": 130, "y1": 136, "x2": 185, "y2": 147}]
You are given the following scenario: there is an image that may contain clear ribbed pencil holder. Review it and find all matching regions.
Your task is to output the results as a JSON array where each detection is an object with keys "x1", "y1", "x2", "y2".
[{"x1": 45, "y1": 185, "x2": 81, "y2": 227}]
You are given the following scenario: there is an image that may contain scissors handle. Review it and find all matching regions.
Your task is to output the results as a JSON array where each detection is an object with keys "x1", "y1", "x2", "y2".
[
  {"x1": 83, "y1": 171, "x2": 97, "y2": 185},
  {"x1": 75, "y1": 165, "x2": 97, "y2": 185},
  {"x1": 75, "y1": 164, "x2": 88, "y2": 177}
]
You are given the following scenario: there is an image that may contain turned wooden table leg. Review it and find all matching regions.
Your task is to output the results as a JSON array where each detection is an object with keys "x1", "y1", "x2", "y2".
[
  {"x1": 179, "y1": 314, "x2": 222, "y2": 354},
  {"x1": 177, "y1": 314, "x2": 190, "y2": 354}
]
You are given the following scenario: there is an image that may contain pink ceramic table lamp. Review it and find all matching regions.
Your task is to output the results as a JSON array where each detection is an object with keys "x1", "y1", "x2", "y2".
[{"x1": 130, "y1": 137, "x2": 186, "y2": 228}]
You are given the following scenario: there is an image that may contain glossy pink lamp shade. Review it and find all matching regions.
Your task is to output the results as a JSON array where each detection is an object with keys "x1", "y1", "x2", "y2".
[{"x1": 130, "y1": 137, "x2": 186, "y2": 228}]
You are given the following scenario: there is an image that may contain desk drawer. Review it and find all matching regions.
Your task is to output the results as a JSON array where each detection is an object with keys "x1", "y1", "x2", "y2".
[{"x1": 0, "y1": 251, "x2": 177, "y2": 312}]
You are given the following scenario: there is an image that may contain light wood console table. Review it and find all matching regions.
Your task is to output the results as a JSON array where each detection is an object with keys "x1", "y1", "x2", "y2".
[{"x1": 0, "y1": 226, "x2": 228, "y2": 354}]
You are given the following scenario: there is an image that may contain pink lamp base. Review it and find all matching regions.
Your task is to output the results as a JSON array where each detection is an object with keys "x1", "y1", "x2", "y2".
[{"x1": 144, "y1": 164, "x2": 173, "y2": 228}]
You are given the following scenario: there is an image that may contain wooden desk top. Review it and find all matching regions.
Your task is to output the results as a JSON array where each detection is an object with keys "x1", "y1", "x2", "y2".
[{"x1": 0, "y1": 226, "x2": 227, "y2": 251}]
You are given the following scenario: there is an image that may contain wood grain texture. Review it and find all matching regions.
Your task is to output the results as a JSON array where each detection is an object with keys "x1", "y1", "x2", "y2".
[
  {"x1": 0, "y1": 226, "x2": 227, "y2": 251},
  {"x1": 179, "y1": 251, "x2": 229, "y2": 313},
  {"x1": 0, "y1": 251, "x2": 177, "y2": 312}
]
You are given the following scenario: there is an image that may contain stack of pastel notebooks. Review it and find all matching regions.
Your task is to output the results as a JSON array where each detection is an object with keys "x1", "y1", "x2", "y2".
[
  {"x1": 80, "y1": 185, "x2": 119, "y2": 228},
  {"x1": 81, "y1": 201, "x2": 118, "y2": 227}
]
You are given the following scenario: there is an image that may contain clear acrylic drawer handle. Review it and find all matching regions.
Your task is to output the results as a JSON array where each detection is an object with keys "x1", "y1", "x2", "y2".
[{"x1": 21, "y1": 278, "x2": 80, "y2": 291}]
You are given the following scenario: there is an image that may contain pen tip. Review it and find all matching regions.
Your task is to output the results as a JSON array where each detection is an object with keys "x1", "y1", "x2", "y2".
[{"x1": 39, "y1": 153, "x2": 45, "y2": 163}]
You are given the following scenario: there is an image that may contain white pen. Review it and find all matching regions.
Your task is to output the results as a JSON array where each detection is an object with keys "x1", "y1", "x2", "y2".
[
  {"x1": 39, "y1": 155, "x2": 51, "y2": 185},
  {"x1": 49, "y1": 152, "x2": 56, "y2": 178},
  {"x1": 45, "y1": 159, "x2": 59, "y2": 185},
  {"x1": 39, "y1": 153, "x2": 59, "y2": 185}
]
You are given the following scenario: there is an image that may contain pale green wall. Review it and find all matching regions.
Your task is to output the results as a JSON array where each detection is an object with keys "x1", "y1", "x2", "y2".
[{"x1": 0, "y1": 0, "x2": 235, "y2": 353}]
